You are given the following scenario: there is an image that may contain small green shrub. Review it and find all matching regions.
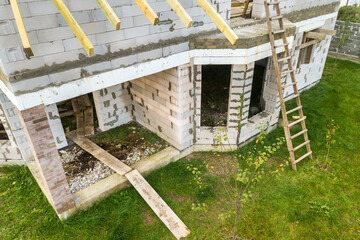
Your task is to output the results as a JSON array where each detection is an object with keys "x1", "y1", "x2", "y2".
[{"x1": 337, "y1": 5, "x2": 360, "y2": 23}]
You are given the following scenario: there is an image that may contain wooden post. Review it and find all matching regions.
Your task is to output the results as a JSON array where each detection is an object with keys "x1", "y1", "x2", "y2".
[
  {"x1": 165, "y1": 0, "x2": 193, "y2": 28},
  {"x1": 52, "y1": 0, "x2": 94, "y2": 56},
  {"x1": 96, "y1": 0, "x2": 121, "y2": 30},
  {"x1": 133, "y1": 0, "x2": 159, "y2": 25},
  {"x1": 9, "y1": 0, "x2": 34, "y2": 58},
  {"x1": 196, "y1": 0, "x2": 239, "y2": 45}
]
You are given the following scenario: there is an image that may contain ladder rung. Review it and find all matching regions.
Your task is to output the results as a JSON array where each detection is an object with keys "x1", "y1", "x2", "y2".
[
  {"x1": 293, "y1": 140, "x2": 310, "y2": 152},
  {"x1": 281, "y1": 69, "x2": 294, "y2": 77},
  {"x1": 278, "y1": 56, "x2": 291, "y2": 62},
  {"x1": 275, "y1": 43, "x2": 289, "y2": 48},
  {"x1": 270, "y1": 15, "x2": 283, "y2": 20},
  {"x1": 290, "y1": 129, "x2": 308, "y2": 139},
  {"x1": 295, "y1": 151, "x2": 312, "y2": 163},
  {"x1": 267, "y1": 1, "x2": 280, "y2": 5},
  {"x1": 286, "y1": 106, "x2": 302, "y2": 115},
  {"x1": 284, "y1": 94, "x2": 299, "y2": 102},
  {"x1": 273, "y1": 29, "x2": 285, "y2": 35},
  {"x1": 288, "y1": 116, "x2": 306, "y2": 128}
]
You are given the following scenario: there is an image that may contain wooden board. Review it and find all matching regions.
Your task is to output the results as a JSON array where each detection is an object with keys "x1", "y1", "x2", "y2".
[
  {"x1": 67, "y1": 132, "x2": 132, "y2": 175},
  {"x1": 166, "y1": 0, "x2": 193, "y2": 28},
  {"x1": 66, "y1": 132, "x2": 190, "y2": 239},
  {"x1": 133, "y1": 0, "x2": 159, "y2": 25},
  {"x1": 196, "y1": 0, "x2": 239, "y2": 45},
  {"x1": 52, "y1": 0, "x2": 94, "y2": 56},
  {"x1": 315, "y1": 28, "x2": 336, "y2": 36},
  {"x1": 306, "y1": 31, "x2": 326, "y2": 41},
  {"x1": 71, "y1": 95, "x2": 94, "y2": 136},
  {"x1": 125, "y1": 169, "x2": 190, "y2": 239},
  {"x1": 96, "y1": 0, "x2": 121, "y2": 30},
  {"x1": 10, "y1": 0, "x2": 34, "y2": 58}
]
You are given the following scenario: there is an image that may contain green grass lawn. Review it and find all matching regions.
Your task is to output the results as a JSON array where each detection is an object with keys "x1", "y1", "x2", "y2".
[{"x1": 1, "y1": 58, "x2": 360, "y2": 239}]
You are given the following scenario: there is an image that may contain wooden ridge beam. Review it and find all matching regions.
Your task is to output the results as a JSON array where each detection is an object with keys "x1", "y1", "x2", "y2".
[
  {"x1": 196, "y1": 0, "x2": 239, "y2": 45},
  {"x1": 52, "y1": 0, "x2": 94, "y2": 56},
  {"x1": 9, "y1": 0, "x2": 34, "y2": 58},
  {"x1": 133, "y1": 0, "x2": 159, "y2": 25},
  {"x1": 165, "y1": 0, "x2": 193, "y2": 28},
  {"x1": 96, "y1": 0, "x2": 121, "y2": 30}
]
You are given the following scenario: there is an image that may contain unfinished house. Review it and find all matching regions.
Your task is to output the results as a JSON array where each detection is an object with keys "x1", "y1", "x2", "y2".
[{"x1": 0, "y1": 0, "x2": 339, "y2": 238}]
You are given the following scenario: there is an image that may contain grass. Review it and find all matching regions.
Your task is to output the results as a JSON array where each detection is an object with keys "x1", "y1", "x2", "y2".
[
  {"x1": 1, "y1": 58, "x2": 360, "y2": 239},
  {"x1": 338, "y1": 5, "x2": 360, "y2": 23},
  {"x1": 92, "y1": 121, "x2": 166, "y2": 149}
]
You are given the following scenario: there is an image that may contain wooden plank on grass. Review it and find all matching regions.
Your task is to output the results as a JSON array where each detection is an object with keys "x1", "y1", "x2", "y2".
[
  {"x1": 52, "y1": 0, "x2": 94, "y2": 56},
  {"x1": 125, "y1": 169, "x2": 190, "y2": 239},
  {"x1": 9, "y1": 0, "x2": 34, "y2": 58},
  {"x1": 67, "y1": 132, "x2": 133, "y2": 175},
  {"x1": 196, "y1": 0, "x2": 239, "y2": 45}
]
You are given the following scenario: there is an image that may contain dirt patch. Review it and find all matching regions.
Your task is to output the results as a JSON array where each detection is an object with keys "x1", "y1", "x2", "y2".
[
  {"x1": 141, "y1": 210, "x2": 156, "y2": 226},
  {"x1": 169, "y1": 192, "x2": 187, "y2": 203}
]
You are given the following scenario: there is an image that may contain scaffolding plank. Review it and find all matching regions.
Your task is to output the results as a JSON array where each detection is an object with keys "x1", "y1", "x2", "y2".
[
  {"x1": 9, "y1": 0, "x2": 34, "y2": 58},
  {"x1": 67, "y1": 132, "x2": 132, "y2": 175},
  {"x1": 125, "y1": 169, "x2": 190, "y2": 239},
  {"x1": 52, "y1": 0, "x2": 94, "y2": 56}
]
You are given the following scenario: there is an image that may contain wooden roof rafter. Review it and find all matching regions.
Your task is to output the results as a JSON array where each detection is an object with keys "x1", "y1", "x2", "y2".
[
  {"x1": 96, "y1": 0, "x2": 121, "y2": 30},
  {"x1": 165, "y1": 0, "x2": 193, "y2": 28},
  {"x1": 196, "y1": 0, "x2": 239, "y2": 45},
  {"x1": 133, "y1": 0, "x2": 159, "y2": 25},
  {"x1": 52, "y1": 0, "x2": 95, "y2": 57},
  {"x1": 9, "y1": 0, "x2": 34, "y2": 58}
]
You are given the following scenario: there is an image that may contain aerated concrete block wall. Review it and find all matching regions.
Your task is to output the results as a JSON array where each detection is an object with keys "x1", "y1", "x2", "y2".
[
  {"x1": 194, "y1": 63, "x2": 259, "y2": 146},
  {"x1": 330, "y1": 21, "x2": 360, "y2": 58},
  {"x1": 0, "y1": 104, "x2": 22, "y2": 163},
  {"x1": 93, "y1": 83, "x2": 132, "y2": 131},
  {"x1": 130, "y1": 64, "x2": 194, "y2": 150},
  {"x1": 0, "y1": 0, "x2": 230, "y2": 93},
  {"x1": 0, "y1": 90, "x2": 32, "y2": 161},
  {"x1": 285, "y1": 15, "x2": 337, "y2": 96}
]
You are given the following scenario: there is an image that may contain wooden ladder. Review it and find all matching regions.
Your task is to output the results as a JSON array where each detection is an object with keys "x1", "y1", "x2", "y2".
[{"x1": 264, "y1": 0, "x2": 312, "y2": 170}]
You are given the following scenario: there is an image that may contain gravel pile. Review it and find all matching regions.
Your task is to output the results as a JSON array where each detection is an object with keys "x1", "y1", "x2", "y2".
[
  {"x1": 60, "y1": 147, "x2": 115, "y2": 193},
  {"x1": 60, "y1": 143, "x2": 164, "y2": 193}
]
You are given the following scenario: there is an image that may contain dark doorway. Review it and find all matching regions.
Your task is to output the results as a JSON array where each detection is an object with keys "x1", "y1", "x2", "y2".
[
  {"x1": 0, "y1": 123, "x2": 8, "y2": 140},
  {"x1": 201, "y1": 65, "x2": 231, "y2": 127},
  {"x1": 249, "y1": 58, "x2": 268, "y2": 118}
]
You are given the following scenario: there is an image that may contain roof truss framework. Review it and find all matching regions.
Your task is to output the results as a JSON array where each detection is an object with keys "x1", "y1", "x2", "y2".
[{"x1": 9, "y1": 0, "x2": 239, "y2": 58}]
